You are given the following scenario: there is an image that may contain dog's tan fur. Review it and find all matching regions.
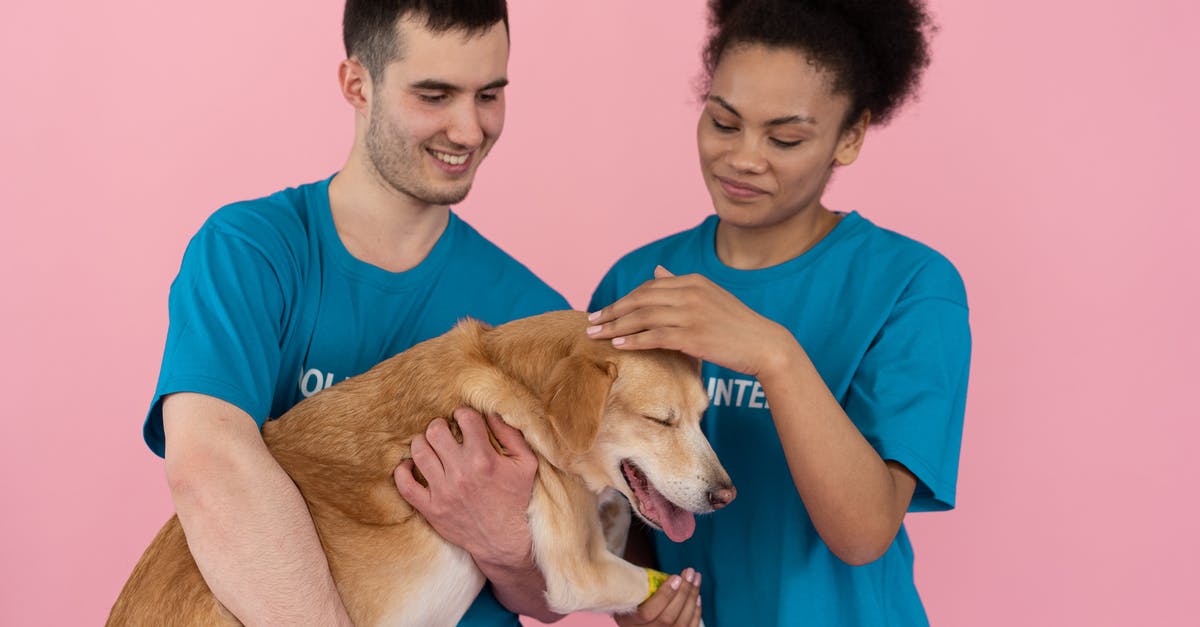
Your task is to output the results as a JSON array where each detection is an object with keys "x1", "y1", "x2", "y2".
[{"x1": 109, "y1": 311, "x2": 733, "y2": 626}]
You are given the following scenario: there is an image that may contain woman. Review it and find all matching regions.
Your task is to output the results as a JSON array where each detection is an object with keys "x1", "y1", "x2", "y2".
[{"x1": 587, "y1": 1, "x2": 970, "y2": 625}]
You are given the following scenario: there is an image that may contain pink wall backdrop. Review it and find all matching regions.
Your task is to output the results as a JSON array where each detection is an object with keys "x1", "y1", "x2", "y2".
[{"x1": 2, "y1": 1, "x2": 1197, "y2": 625}]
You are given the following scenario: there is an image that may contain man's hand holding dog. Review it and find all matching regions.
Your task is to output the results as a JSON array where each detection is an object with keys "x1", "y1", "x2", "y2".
[
  {"x1": 395, "y1": 407, "x2": 562, "y2": 621},
  {"x1": 396, "y1": 407, "x2": 536, "y2": 565}
]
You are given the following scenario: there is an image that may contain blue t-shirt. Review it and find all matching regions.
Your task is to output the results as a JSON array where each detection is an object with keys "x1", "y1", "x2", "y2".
[
  {"x1": 146, "y1": 175, "x2": 569, "y2": 627},
  {"x1": 589, "y1": 213, "x2": 971, "y2": 627}
]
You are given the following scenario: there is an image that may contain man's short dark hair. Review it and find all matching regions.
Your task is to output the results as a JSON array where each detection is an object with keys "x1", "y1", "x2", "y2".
[{"x1": 343, "y1": 0, "x2": 509, "y2": 82}]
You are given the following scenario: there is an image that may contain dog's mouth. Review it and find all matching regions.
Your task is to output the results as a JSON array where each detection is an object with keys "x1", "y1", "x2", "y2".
[{"x1": 620, "y1": 459, "x2": 696, "y2": 542}]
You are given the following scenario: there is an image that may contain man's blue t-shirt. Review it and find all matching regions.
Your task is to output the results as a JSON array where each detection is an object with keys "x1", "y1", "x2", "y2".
[
  {"x1": 146, "y1": 175, "x2": 569, "y2": 627},
  {"x1": 589, "y1": 212, "x2": 971, "y2": 627}
]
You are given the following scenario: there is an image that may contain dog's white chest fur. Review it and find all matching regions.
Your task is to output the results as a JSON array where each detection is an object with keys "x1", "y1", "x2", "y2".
[{"x1": 376, "y1": 541, "x2": 485, "y2": 626}]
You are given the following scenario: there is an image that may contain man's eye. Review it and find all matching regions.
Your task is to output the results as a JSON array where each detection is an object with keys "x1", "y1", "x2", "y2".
[
  {"x1": 418, "y1": 93, "x2": 447, "y2": 103},
  {"x1": 478, "y1": 91, "x2": 499, "y2": 102}
]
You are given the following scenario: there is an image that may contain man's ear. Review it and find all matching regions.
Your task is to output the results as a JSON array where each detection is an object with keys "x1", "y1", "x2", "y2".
[
  {"x1": 543, "y1": 355, "x2": 617, "y2": 456},
  {"x1": 338, "y1": 57, "x2": 372, "y2": 118}
]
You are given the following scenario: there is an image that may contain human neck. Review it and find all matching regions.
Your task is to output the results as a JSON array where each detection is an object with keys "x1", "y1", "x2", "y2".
[
  {"x1": 328, "y1": 152, "x2": 449, "y2": 273},
  {"x1": 715, "y1": 205, "x2": 840, "y2": 270}
]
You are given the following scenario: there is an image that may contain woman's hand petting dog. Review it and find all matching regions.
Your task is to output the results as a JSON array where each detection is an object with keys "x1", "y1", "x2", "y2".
[
  {"x1": 587, "y1": 265, "x2": 795, "y2": 381},
  {"x1": 614, "y1": 568, "x2": 703, "y2": 627},
  {"x1": 395, "y1": 407, "x2": 539, "y2": 567}
]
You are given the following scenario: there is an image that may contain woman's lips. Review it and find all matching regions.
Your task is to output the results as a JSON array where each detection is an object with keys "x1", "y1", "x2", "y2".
[{"x1": 716, "y1": 175, "x2": 767, "y2": 199}]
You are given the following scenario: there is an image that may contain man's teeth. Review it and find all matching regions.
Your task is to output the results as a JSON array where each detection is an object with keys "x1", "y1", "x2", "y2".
[{"x1": 432, "y1": 151, "x2": 468, "y2": 166}]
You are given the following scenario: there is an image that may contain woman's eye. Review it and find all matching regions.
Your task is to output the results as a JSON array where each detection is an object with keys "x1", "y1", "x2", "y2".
[
  {"x1": 771, "y1": 138, "x2": 803, "y2": 148},
  {"x1": 711, "y1": 117, "x2": 737, "y2": 132}
]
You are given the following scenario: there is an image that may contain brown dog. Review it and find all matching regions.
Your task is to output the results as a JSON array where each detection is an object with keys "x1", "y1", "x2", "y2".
[{"x1": 109, "y1": 310, "x2": 735, "y2": 625}]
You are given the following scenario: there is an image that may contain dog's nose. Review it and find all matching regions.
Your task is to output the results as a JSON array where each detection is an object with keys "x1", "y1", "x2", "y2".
[{"x1": 707, "y1": 484, "x2": 736, "y2": 510}]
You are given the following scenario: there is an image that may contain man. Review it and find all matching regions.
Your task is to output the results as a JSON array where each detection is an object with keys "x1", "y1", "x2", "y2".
[{"x1": 144, "y1": 1, "x2": 566, "y2": 624}]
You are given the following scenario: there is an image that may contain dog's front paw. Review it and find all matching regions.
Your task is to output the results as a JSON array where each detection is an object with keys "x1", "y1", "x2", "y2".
[{"x1": 543, "y1": 557, "x2": 648, "y2": 615}]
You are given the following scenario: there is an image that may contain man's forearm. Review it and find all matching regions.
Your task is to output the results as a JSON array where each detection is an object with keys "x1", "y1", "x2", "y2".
[
  {"x1": 164, "y1": 394, "x2": 353, "y2": 627},
  {"x1": 477, "y1": 554, "x2": 563, "y2": 624},
  {"x1": 172, "y1": 447, "x2": 353, "y2": 625}
]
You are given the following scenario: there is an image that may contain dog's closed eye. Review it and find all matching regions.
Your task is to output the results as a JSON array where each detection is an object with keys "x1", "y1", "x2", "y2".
[{"x1": 640, "y1": 413, "x2": 673, "y2": 427}]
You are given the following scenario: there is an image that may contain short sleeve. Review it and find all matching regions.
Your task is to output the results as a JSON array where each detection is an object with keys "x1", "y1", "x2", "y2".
[
  {"x1": 844, "y1": 257, "x2": 971, "y2": 512},
  {"x1": 143, "y1": 224, "x2": 289, "y2": 457}
]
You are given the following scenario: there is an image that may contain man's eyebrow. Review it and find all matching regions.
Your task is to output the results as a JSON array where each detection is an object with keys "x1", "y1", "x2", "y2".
[
  {"x1": 480, "y1": 78, "x2": 509, "y2": 91},
  {"x1": 708, "y1": 95, "x2": 817, "y2": 126},
  {"x1": 409, "y1": 78, "x2": 509, "y2": 92}
]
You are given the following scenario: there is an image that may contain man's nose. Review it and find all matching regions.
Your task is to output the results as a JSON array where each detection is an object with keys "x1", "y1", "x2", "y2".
[{"x1": 446, "y1": 103, "x2": 484, "y2": 149}]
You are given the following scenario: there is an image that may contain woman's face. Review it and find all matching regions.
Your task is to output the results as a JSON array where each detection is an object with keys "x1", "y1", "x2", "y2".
[{"x1": 698, "y1": 44, "x2": 866, "y2": 230}]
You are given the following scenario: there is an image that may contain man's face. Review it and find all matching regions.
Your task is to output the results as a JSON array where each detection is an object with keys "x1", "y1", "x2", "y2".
[{"x1": 365, "y1": 17, "x2": 509, "y2": 206}]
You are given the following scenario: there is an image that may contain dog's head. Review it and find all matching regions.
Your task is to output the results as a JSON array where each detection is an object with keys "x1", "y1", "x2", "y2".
[{"x1": 529, "y1": 314, "x2": 736, "y2": 543}]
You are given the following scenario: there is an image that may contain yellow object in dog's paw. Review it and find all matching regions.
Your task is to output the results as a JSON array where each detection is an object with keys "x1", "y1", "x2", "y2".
[{"x1": 646, "y1": 568, "x2": 670, "y2": 599}]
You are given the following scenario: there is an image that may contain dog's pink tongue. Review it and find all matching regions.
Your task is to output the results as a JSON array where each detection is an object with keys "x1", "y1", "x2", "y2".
[
  {"x1": 660, "y1": 505, "x2": 696, "y2": 543},
  {"x1": 624, "y1": 460, "x2": 697, "y2": 542},
  {"x1": 637, "y1": 479, "x2": 696, "y2": 542}
]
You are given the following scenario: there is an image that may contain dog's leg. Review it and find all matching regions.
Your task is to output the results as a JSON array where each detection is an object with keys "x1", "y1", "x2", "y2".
[{"x1": 528, "y1": 470, "x2": 654, "y2": 615}]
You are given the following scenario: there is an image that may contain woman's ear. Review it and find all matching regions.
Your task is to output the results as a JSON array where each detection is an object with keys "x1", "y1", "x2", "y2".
[
  {"x1": 834, "y1": 109, "x2": 871, "y2": 166},
  {"x1": 543, "y1": 355, "x2": 618, "y2": 456}
]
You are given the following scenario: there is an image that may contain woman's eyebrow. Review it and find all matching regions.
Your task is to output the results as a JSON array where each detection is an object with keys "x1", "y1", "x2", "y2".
[{"x1": 708, "y1": 95, "x2": 817, "y2": 126}]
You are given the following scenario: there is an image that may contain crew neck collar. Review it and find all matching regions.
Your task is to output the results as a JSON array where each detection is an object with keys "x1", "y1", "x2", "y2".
[
  {"x1": 309, "y1": 174, "x2": 457, "y2": 291},
  {"x1": 698, "y1": 211, "x2": 864, "y2": 287}
]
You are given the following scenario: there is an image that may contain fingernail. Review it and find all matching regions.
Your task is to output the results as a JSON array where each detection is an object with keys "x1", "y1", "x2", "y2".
[
  {"x1": 612, "y1": 337, "x2": 625, "y2": 347},
  {"x1": 588, "y1": 311, "x2": 601, "y2": 322},
  {"x1": 695, "y1": 572, "x2": 702, "y2": 587},
  {"x1": 684, "y1": 568, "x2": 694, "y2": 582},
  {"x1": 586, "y1": 325, "x2": 601, "y2": 336},
  {"x1": 697, "y1": 594, "x2": 702, "y2": 607},
  {"x1": 669, "y1": 575, "x2": 681, "y2": 590}
]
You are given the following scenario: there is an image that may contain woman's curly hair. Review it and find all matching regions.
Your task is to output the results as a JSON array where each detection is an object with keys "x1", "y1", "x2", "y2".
[{"x1": 703, "y1": 0, "x2": 935, "y2": 127}]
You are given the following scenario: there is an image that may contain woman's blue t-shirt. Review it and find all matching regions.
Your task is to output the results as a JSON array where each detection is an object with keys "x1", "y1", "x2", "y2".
[{"x1": 589, "y1": 212, "x2": 971, "y2": 627}]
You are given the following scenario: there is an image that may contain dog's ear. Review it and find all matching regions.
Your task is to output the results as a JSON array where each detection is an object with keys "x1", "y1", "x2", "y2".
[{"x1": 543, "y1": 354, "x2": 617, "y2": 456}]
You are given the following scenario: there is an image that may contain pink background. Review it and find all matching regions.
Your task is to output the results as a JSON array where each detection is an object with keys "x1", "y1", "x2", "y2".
[{"x1": 2, "y1": 1, "x2": 1197, "y2": 625}]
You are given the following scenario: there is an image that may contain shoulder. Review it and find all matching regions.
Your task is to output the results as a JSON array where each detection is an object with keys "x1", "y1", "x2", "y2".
[
  {"x1": 848, "y1": 215, "x2": 968, "y2": 307},
  {"x1": 589, "y1": 218, "x2": 710, "y2": 309},
  {"x1": 170, "y1": 180, "x2": 331, "y2": 301},
  {"x1": 601, "y1": 218, "x2": 711, "y2": 282},
  {"x1": 446, "y1": 215, "x2": 569, "y2": 309},
  {"x1": 614, "y1": 219, "x2": 709, "y2": 271},
  {"x1": 199, "y1": 182, "x2": 317, "y2": 253},
  {"x1": 182, "y1": 181, "x2": 331, "y2": 285}
]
